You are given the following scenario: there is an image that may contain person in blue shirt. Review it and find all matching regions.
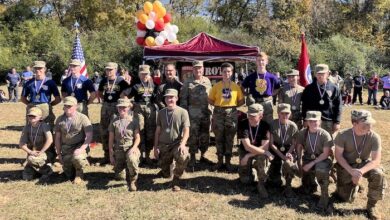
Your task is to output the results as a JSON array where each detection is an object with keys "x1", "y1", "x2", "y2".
[
  {"x1": 21, "y1": 66, "x2": 33, "y2": 86},
  {"x1": 61, "y1": 59, "x2": 96, "y2": 117},
  {"x1": 5, "y1": 67, "x2": 21, "y2": 102},
  {"x1": 21, "y1": 61, "x2": 61, "y2": 128}
]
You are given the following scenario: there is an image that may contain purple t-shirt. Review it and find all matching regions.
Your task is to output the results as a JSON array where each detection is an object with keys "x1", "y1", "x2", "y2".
[
  {"x1": 242, "y1": 72, "x2": 281, "y2": 98},
  {"x1": 381, "y1": 76, "x2": 390, "y2": 89}
]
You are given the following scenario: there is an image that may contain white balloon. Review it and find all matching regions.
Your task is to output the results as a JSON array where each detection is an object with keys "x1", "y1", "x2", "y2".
[
  {"x1": 155, "y1": 36, "x2": 165, "y2": 46},
  {"x1": 145, "y1": 19, "x2": 155, "y2": 30},
  {"x1": 136, "y1": 30, "x2": 146, "y2": 38},
  {"x1": 171, "y1": 25, "x2": 179, "y2": 34},
  {"x1": 164, "y1": 24, "x2": 173, "y2": 33},
  {"x1": 159, "y1": 31, "x2": 168, "y2": 39},
  {"x1": 135, "y1": 17, "x2": 139, "y2": 23},
  {"x1": 167, "y1": 32, "x2": 177, "y2": 42},
  {"x1": 149, "y1": 11, "x2": 156, "y2": 20}
]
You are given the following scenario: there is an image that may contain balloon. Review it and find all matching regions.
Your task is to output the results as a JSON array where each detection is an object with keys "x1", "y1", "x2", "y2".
[
  {"x1": 155, "y1": 19, "x2": 165, "y2": 32},
  {"x1": 136, "y1": 30, "x2": 146, "y2": 38},
  {"x1": 155, "y1": 36, "x2": 165, "y2": 46},
  {"x1": 149, "y1": 11, "x2": 156, "y2": 20},
  {"x1": 134, "y1": 17, "x2": 139, "y2": 23},
  {"x1": 163, "y1": 40, "x2": 169, "y2": 45},
  {"x1": 164, "y1": 23, "x2": 173, "y2": 33},
  {"x1": 159, "y1": 30, "x2": 168, "y2": 39},
  {"x1": 145, "y1": 19, "x2": 155, "y2": 29},
  {"x1": 136, "y1": 37, "x2": 145, "y2": 46},
  {"x1": 139, "y1": 13, "x2": 148, "y2": 24},
  {"x1": 156, "y1": 7, "x2": 166, "y2": 18},
  {"x1": 167, "y1": 32, "x2": 177, "y2": 42},
  {"x1": 136, "y1": 10, "x2": 144, "y2": 19},
  {"x1": 137, "y1": 21, "x2": 147, "y2": 30},
  {"x1": 173, "y1": 39, "x2": 179, "y2": 44},
  {"x1": 171, "y1": 25, "x2": 179, "y2": 34},
  {"x1": 153, "y1": 0, "x2": 163, "y2": 10},
  {"x1": 145, "y1": 36, "x2": 155, "y2": 46},
  {"x1": 163, "y1": 13, "x2": 171, "y2": 23},
  {"x1": 144, "y1": 1, "x2": 153, "y2": 14}
]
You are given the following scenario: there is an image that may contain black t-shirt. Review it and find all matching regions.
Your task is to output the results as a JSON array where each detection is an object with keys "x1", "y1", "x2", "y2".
[
  {"x1": 98, "y1": 77, "x2": 129, "y2": 103},
  {"x1": 238, "y1": 119, "x2": 269, "y2": 153},
  {"x1": 123, "y1": 81, "x2": 156, "y2": 103}
]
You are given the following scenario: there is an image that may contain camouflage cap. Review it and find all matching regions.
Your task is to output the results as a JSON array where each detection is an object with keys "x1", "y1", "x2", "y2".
[
  {"x1": 63, "y1": 96, "x2": 77, "y2": 106},
  {"x1": 164, "y1": 88, "x2": 178, "y2": 97},
  {"x1": 116, "y1": 98, "x2": 132, "y2": 107},
  {"x1": 192, "y1": 61, "x2": 203, "y2": 67},
  {"x1": 33, "y1": 61, "x2": 46, "y2": 68},
  {"x1": 277, "y1": 103, "x2": 291, "y2": 113},
  {"x1": 69, "y1": 59, "x2": 81, "y2": 66},
  {"x1": 286, "y1": 69, "x2": 299, "y2": 76},
  {"x1": 305, "y1": 111, "x2": 322, "y2": 121},
  {"x1": 351, "y1": 110, "x2": 376, "y2": 124},
  {"x1": 315, "y1": 64, "x2": 329, "y2": 74},
  {"x1": 27, "y1": 107, "x2": 42, "y2": 117},
  {"x1": 105, "y1": 62, "x2": 118, "y2": 69},
  {"x1": 247, "y1": 103, "x2": 264, "y2": 116},
  {"x1": 139, "y1": 65, "x2": 151, "y2": 74}
]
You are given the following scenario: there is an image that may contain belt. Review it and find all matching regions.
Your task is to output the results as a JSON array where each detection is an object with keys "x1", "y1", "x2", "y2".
[{"x1": 255, "y1": 96, "x2": 272, "y2": 102}]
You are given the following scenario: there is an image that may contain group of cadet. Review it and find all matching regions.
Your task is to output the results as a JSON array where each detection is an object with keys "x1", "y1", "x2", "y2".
[{"x1": 17, "y1": 52, "x2": 386, "y2": 219}]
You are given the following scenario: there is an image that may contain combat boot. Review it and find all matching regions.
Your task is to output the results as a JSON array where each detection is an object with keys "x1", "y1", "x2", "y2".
[
  {"x1": 367, "y1": 199, "x2": 382, "y2": 220},
  {"x1": 283, "y1": 177, "x2": 295, "y2": 198},
  {"x1": 225, "y1": 156, "x2": 234, "y2": 172},
  {"x1": 212, "y1": 156, "x2": 223, "y2": 171},
  {"x1": 172, "y1": 176, "x2": 181, "y2": 192},
  {"x1": 73, "y1": 170, "x2": 84, "y2": 185},
  {"x1": 257, "y1": 182, "x2": 268, "y2": 198},
  {"x1": 128, "y1": 176, "x2": 137, "y2": 191},
  {"x1": 188, "y1": 153, "x2": 196, "y2": 168},
  {"x1": 317, "y1": 186, "x2": 329, "y2": 210},
  {"x1": 98, "y1": 154, "x2": 110, "y2": 166}
]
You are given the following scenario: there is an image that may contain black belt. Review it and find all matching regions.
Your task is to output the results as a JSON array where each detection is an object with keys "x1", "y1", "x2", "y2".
[{"x1": 255, "y1": 96, "x2": 272, "y2": 102}]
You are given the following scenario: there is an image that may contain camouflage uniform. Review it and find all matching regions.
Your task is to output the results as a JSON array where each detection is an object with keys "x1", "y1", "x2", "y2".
[{"x1": 278, "y1": 82, "x2": 304, "y2": 129}]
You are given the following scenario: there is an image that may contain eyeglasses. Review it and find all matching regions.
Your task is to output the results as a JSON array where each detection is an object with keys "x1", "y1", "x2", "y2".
[{"x1": 64, "y1": 105, "x2": 73, "y2": 108}]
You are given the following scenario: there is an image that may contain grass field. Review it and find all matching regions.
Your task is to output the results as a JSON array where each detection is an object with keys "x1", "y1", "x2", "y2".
[{"x1": 0, "y1": 86, "x2": 389, "y2": 220}]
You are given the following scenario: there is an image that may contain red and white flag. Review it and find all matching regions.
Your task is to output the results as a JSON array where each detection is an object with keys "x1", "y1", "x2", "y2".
[{"x1": 297, "y1": 33, "x2": 312, "y2": 87}]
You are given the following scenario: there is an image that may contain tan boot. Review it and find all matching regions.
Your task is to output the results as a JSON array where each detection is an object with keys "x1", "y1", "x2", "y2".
[
  {"x1": 115, "y1": 171, "x2": 126, "y2": 181},
  {"x1": 257, "y1": 182, "x2": 268, "y2": 198},
  {"x1": 73, "y1": 170, "x2": 84, "y2": 185},
  {"x1": 367, "y1": 200, "x2": 382, "y2": 220},
  {"x1": 212, "y1": 156, "x2": 223, "y2": 171},
  {"x1": 172, "y1": 176, "x2": 181, "y2": 192},
  {"x1": 128, "y1": 176, "x2": 137, "y2": 191}
]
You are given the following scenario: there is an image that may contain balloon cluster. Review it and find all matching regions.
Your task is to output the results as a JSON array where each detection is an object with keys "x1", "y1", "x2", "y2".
[{"x1": 135, "y1": 1, "x2": 180, "y2": 46}]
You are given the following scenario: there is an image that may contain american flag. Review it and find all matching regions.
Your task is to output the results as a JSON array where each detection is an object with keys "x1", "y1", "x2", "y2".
[{"x1": 71, "y1": 33, "x2": 87, "y2": 77}]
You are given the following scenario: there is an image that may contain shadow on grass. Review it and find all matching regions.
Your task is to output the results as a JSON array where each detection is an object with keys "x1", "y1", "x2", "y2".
[
  {"x1": 0, "y1": 170, "x2": 22, "y2": 182},
  {"x1": 1, "y1": 143, "x2": 20, "y2": 149},
  {"x1": 183, "y1": 175, "x2": 241, "y2": 195},
  {"x1": 85, "y1": 171, "x2": 114, "y2": 190},
  {"x1": 0, "y1": 157, "x2": 25, "y2": 165},
  {"x1": 0, "y1": 125, "x2": 24, "y2": 132},
  {"x1": 92, "y1": 123, "x2": 101, "y2": 143}
]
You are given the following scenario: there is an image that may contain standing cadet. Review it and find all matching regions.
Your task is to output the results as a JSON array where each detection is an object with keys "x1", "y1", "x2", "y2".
[
  {"x1": 296, "y1": 111, "x2": 333, "y2": 209},
  {"x1": 238, "y1": 104, "x2": 273, "y2": 198},
  {"x1": 156, "y1": 63, "x2": 182, "y2": 109},
  {"x1": 154, "y1": 89, "x2": 190, "y2": 191},
  {"x1": 180, "y1": 61, "x2": 212, "y2": 166},
  {"x1": 54, "y1": 96, "x2": 93, "y2": 184},
  {"x1": 61, "y1": 59, "x2": 96, "y2": 116},
  {"x1": 122, "y1": 65, "x2": 157, "y2": 165},
  {"x1": 108, "y1": 98, "x2": 140, "y2": 191},
  {"x1": 268, "y1": 104, "x2": 299, "y2": 197},
  {"x1": 241, "y1": 52, "x2": 281, "y2": 124},
  {"x1": 98, "y1": 62, "x2": 129, "y2": 165},
  {"x1": 6, "y1": 67, "x2": 21, "y2": 102},
  {"x1": 19, "y1": 107, "x2": 54, "y2": 181},
  {"x1": 208, "y1": 62, "x2": 244, "y2": 171},
  {"x1": 278, "y1": 69, "x2": 304, "y2": 128},
  {"x1": 335, "y1": 110, "x2": 386, "y2": 220},
  {"x1": 21, "y1": 61, "x2": 61, "y2": 128}
]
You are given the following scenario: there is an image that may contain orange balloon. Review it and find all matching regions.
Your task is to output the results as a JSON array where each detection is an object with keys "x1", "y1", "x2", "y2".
[
  {"x1": 156, "y1": 7, "x2": 166, "y2": 19},
  {"x1": 144, "y1": 1, "x2": 153, "y2": 14},
  {"x1": 136, "y1": 10, "x2": 144, "y2": 19},
  {"x1": 173, "y1": 39, "x2": 179, "y2": 44},
  {"x1": 153, "y1": 1, "x2": 163, "y2": 9},
  {"x1": 145, "y1": 36, "x2": 155, "y2": 46},
  {"x1": 139, "y1": 13, "x2": 148, "y2": 24}
]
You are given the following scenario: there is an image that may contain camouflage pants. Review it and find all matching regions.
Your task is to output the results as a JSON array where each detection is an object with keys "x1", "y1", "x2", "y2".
[
  {"x1": 23, "y1": 152, "x2": 53, "y2": 180},
  {"x1": 158, "y1": 142, "x2": 189, "y2": 178},
  {"x1": 336, "y1": 162, "x2": 386, "y2": 202},
  {"x1": 255, "y1": 99, "x2": 273, "y2": 124},
  {"x1": 26, "y1": 103, "x2": 55, "y2": 128},
  {"x1": 239, "y1": 153, "x2": 269, "y2": 184},
  {"x1": 113, "y1": 147, "x2": 140, "y2": 178},
  {"x1": 321, "y1": 120, "x2": 335, "y2": 138},
  {"x1": 267, "y1": 153, "x2": 299, "y2": 185},
  {"x1": 188, "y1": 107, "x2": 210, "y2": 154},
  {"x1": 100, "y1": 102, "x2": 117, "y2": 156},
  {"x1": 302, "y1": 157, "x2": 332, "y2": 191},
  {"x1": 61, "y1": 144, "x2": 88, "y2": 179},
  {"x1": 77, "y1": 101, "x2": 88, "y2": 117},
  {"x1": 212, "y1": 107, "x2": 237, "y2": 157},
  {"x1": 134, "y1": 103, "x2": 156, "y2": 157}
]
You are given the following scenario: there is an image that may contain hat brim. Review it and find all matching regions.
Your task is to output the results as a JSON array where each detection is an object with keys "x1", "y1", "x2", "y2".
[
  {"x1": 69, "y1": 63, "x2": 81, "y2": 66},
  {"x1": 139, "y1": 71, "x2": 150, "y2": 74},
  {"x1": 248, "y1": 112, "x2": 262, "y2": 116},
  {"x1": 116, "y1": 104, "x2": 130, "y2": 107},
  {"x1": 63, "y1": 101, "x2": 76, "y2": 106},
  {"x1": 279, "y1": 110, "x2": 291, "y2": 113},
  {"x1": 27, "y1": 113, "x2": 41, "y2": 117},
  {"x1": 362, "y1": 118, "x2": 376, "y2": 124},
  {"x1": 33, "y1": 65, "x2": 45, "y2": 68},
  {"x1": 316, "y1": 71, "x2": 328, "y2": 74},
  {"x1": 305, "y1": 117, "x2": 321, "y2": 121}
]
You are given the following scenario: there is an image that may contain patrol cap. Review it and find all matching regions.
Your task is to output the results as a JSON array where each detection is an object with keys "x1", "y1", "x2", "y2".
[
  {"x1": 69, "y1": 59, "x2": 81, "y2": 66},
  {"x1": 105, "y1": 62, "x2": 118, "y2": 69},
  {"x1": 63, "y1": 96, "x2": 78, "y2": 106},
  {"x1": 33, "y1": 61, "x2": 46, "y2": 68},
  {"x1": 139, "y1": 65, "x2": 151, "y2": 74},
  {"x1": 305, "y1": 111, "x2": 322, "y2": 121},
  {"x1": 164, "y1": 89, "x2": 178, "y2": 97},
  {"x1": 247, "y1": 103, "x2": 264, "y2": 116},
  {"x1": 27, "y1": 107, "x2": 42, "y2": 117},
  {"x1": 192, "y1": 61, "x2": 203, "y2": 67},
  {"x1": 116, "y1": 98, "x2": 132, "y2": 108},
  {"x1": 315, "y1": 64, "x2": 329, "y2": 74},
  {"x1": 286, "y1": 69, "x2": 299, "y2": 76},
  {"x1": 351, "y1": 110, "x2": 376, "y2": 124},
  {"x1": 277, "y1": 103, "x2": 291, "y2": 113}
]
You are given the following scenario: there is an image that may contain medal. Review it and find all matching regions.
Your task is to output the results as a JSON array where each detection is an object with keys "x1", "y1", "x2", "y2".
[
  {"x1": 165, "y1": 108, "x2": 175, "y2": 133},
  {"x1": 165, "y1": 128, "x2": 170, "y2": 133},
  {"x1": 317, "y1": 82, "x2": 327, "y2": 105},
  {"x1": 352, "y1": 129, "x2": 367, "y2": 164},
  {"x1": 30, "y1": 123, "x2": 42, "y2": 149},
  {"x1": 289, "y1": 84, "x2": 299, "y2": 109},
  {"x1": 319, "y1": 99, "x2": 325, "y2": 105},
  {"x1": 249, "y1": 122, "x2": 260, "y2": 145},
  {"x1": 71, "y1": 92, "x2": 75, "y2": 97},
  {"x1": 222, "y1": 81, "x2": 232, "y2": 100},
  {"x1": 255, "y1": 72, "x2": 268, "y2": 94},
  {"x1": 307, "y1": 130, "x2": 319, "y2": 159},
  {"x1": 291, "y1": 106, "x2": 297, "y2": 111},
  {"x1": 280, "y1": 147, "x2": 285, "y2": 152},
  {"x1": 106, "y1": 77, "x2": 117, "y2": 101},
  {"x1": 108, "y1": 95, "x2": 113, "y2": 100},
  {"x1": 119, "y1": 117, "x2": 130, "y2": 141},
  {"x1": 356, "y1": 158, "x2": 362, "y2": 164},
  {"x1": 70, "y1": 77, "x2": 80, "y2": 97},
  {"x1": 279, "y1": 120, "x2": 289, "y2": 150},
  {"x1": 35, "y1": 95, "x2": 40, "y2": 100},
  {"x1": 34, "y1": 77, "x2": 46, "y2": 101},
  {"x1": 311, "y1": 154, "x2": 316, "y2": 159}
]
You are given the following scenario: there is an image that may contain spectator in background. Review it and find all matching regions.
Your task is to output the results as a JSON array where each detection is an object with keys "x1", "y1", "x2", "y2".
[
  {"x1": 376, "y1": 90, "x2": 390, "y2": 110},
  {"x1": 6, "y1": 67, "x2": 21, "y2": 102},
  {"x1": 153, "y1": 69, "x2": 162, "y2": 86},
  {"x1": 92, "y1": 72, "x2": 102, "y2": 103},
  {"x1": 328, "y1": 71, "x2": 343, "y2": 90},
  {"x1": 119, "y1": 68, "x2": 132, "y2": 85},
  {"x1": 343, "y1": 73, "x2": 353, "y2": 94},
  {"x1": 352, "y1": 70, "x2": 366, "y2": 105},
  {"x1": 341, "y1": 84, "x2": 352, "y2": 106},
  {"x1": 367, "y1": 73, "x2": 379, "y2": 106},
  {"x1": 380, "y1": 72, "x2": 390, "y2": 93},
  {"x1": 272, "y1": 72, "x2": 282, "y2": 105},
  {"x1": 46, "y1": 69, "x2": 53, "y2": 80},
  {"x1": 60, "y1": 69, "x2": 68, "y2": 85},
  {"x1": 21, "y1": 66, "x2": 33, "y2": 86}
]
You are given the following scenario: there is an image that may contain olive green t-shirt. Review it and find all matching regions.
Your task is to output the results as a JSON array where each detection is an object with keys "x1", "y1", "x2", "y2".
[
  {"x1": 109, "y1": 116, "x2": 139, "y2": 151},
  {"x1": 157, "y1": 106, "x2": 190, "y2": 145},
  {"x1": 278, "y1": 84, "x2": 304, "y2": 112},
  {"x1": 296, "y1": 127, "x2": 333, "y2": 158},
  {"x1": 335, "y1": 128, "x2": 381, "y2": 164},
  {"x1": 270, "y1": 119, "x2": 298, "y2": 148},
  {"x1": 20, "y1": 122, "x2": 51, "y2": 151},
  {"x1": 55, "y1": 112, "x2": 92, "y2": 146}
]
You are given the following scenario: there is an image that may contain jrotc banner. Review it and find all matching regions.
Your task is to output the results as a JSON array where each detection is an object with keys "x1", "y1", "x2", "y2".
[{"x1": 177, "y1": 62, "x2": 235, "y2": 83}]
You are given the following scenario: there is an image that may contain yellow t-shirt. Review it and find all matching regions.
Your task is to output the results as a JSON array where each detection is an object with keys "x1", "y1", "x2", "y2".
[{"x1": 208, "y1": 81, "x2": 244, "y2": 107}]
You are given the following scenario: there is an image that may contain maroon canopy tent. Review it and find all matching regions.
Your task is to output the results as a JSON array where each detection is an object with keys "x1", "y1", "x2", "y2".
[{"x1": 143, "y1": 32, "x2": 259, "y2": 62}]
